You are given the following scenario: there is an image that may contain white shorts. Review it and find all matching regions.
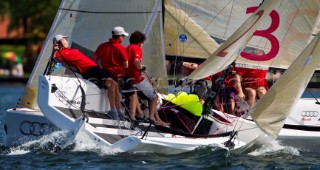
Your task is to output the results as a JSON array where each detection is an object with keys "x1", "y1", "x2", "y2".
[{"x1": 133, "y1": 78, "x2": 156, "y2": 100}]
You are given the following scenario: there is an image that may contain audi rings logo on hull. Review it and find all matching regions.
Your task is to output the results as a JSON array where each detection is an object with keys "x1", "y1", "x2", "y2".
[
  {"x1": 19, "y1": 121, "x2": 55, "y2": 136},
  {"x1": 301, "y1": 111, "x2": 319, "y2": 117}
]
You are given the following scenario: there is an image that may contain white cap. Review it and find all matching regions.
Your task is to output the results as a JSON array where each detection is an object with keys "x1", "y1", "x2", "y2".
[
  {"x1": 53, "y1": 34, "x2": 68, "y2": 43},
  {"x1": 112, "y1": 26, "x2": 129, "y2": 36}
]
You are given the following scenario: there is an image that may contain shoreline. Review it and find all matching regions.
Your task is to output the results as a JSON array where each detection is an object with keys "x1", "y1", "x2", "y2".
[{"x1": 0, "y1": 77, "x2": 28, "y2": 84}]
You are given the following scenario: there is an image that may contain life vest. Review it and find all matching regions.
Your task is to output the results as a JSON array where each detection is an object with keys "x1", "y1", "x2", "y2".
[{"x1": 166, "y1": 92, "x2": 203, "y2": 116}]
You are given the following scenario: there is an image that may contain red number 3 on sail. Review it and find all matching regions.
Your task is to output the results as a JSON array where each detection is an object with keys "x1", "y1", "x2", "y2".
[{"x1": 240, "y1": 6, "x2": 280, "y2": 61}]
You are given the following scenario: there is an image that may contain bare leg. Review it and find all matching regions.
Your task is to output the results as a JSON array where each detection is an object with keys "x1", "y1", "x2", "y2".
[
  {"x1": 136, "y1": 99, "x2": 144, "y2": 116},
  {"x1": 227, "y1": 98, "x2": 236, "y2": 115},
  {"x1": 129, "y1": 93, "x2": 137, "y2": 120},
  {"x1": 245, "y1": 88, "x2": 256, "y2": 107},
  {"x1": 114, "y1": 83, "x2": 121, "y2": 110},
  {"x1": 256, "y1": 86, "x2": 267, "y2": 99},
  {"x1": 148, "y1": 96, "x2": 169, "y2": 126},
  {"x1": 106, "y1": 78, "x2": 116, "y2": 109},
  {"x1": 213, "y1": 96, "x2": 224, "y2": 112},
  {"x1": 154, "y1": 109, "x2": 170, "y2": 126},
  {"x1": 148, "y1": 97, "x2": 158, "y2": 122}
]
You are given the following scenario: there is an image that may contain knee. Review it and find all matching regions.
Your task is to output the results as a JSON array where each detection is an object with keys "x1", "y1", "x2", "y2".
[
  {"x1": 257, "y1": 88, "x2": 266, "y2": 98},
  {"x1": 106, "y1": 78, "x2": 116, "y2": 88},
  {"x1": 245, "y1": 88, "x2": 256, "y2": 98},
  {"x1": 152, "y1": 95, "x2": 158, "y2": 101}
]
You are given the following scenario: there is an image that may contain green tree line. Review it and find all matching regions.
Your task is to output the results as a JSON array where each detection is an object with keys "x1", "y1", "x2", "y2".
[
  {"x1": 0, "y1": 0, "x2": 61, "y2": 38},
  {"x1": 0, "y1": 0, "x2": 61, "y2": 73}
]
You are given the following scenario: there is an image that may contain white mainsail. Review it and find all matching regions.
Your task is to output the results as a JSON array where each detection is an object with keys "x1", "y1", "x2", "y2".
[
  {"x1": 20, "y1": 0, "x2": 167, "y2": 109},
  {"x1": 252, "y1": 33, "x2": 320, "y2": 139},
  {"x1": 188, "y1": 0, "x2": 279, "y2": 80}
]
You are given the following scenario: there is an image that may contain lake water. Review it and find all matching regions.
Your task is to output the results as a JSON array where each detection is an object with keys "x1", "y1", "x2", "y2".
[{"x1": 1, "y1": 84, "x2": 320, "y2": 169}]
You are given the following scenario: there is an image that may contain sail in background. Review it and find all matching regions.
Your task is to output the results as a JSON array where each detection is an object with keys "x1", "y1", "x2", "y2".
[
  {"x1": 188, "y1": 0, "x2": 279, "y2": 80},
  {"x1": 20, "y1": 0, "x2": 168, "y2": 109},
  {"x1": 164, "y1": 0, "x2": 220, "y2": 59},
  {"x1": 252, "y1": 32, "x2": 320, "y2": 138},
  {"x1": 166, "y1": 0, "x2": 320, "y2": 71}
]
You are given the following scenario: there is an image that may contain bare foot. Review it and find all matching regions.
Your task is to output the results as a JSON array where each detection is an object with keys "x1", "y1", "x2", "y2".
[
  {"x1": 154, "y1": 120, "x2": 170, "y2": 127},
  {"x1": 130, "y1": 116, "x2": 136, "y2": 121}
]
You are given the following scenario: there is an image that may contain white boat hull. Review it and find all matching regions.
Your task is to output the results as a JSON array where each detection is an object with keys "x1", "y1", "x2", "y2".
[
  {"x1": 5, "y1": 75, "x2": 320, "y2": 151},
  {"x1": 35, "y1": 75, "x2": 247, "y2": 153},
  {"x1": 4, "y1": 108, "x2": 58, "y2": 146},
  {"x1": 210, "y1": 105, "x2": 320, "y2": 151}
]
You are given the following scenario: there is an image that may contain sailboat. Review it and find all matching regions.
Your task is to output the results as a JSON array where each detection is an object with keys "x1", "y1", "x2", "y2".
[
  {"x1": 165, "y1": 0, "x2": 320, "y2": 150},
  {"x1": 4, "y1": 0, "x2": 318, "y2": 153},
  {"x1": 4, "y1": 0, "x2": 282, "y2": 153}
]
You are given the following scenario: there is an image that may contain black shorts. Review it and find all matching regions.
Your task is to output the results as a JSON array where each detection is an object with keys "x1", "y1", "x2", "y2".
[
  {"x1": 121, "y1": 77, "x2": 135, "y2": 97},
  {"x1": 82, "y1": 66, "x2": 110, "y2": 88}
]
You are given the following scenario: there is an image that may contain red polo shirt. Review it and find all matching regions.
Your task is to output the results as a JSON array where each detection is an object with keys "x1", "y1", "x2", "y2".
[
  {"x1": 55, "y1": 48, "x2": 97, "y2": 74},
  {"x1": 126, "y1": 44, "x2": 144, "y2": 84},
  {"x1": 212, "y1": 70, "x2": 236, "y2": 87},
  {"x1": 237, "y1": 67, "x2": 268, "y2": 90},
  {"x1": 94, "y1": 38, "x2": 128, "y2": 79}
]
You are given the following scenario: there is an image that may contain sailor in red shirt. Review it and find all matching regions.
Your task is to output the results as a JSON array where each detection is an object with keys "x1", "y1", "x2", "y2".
[
  {"x1": 211, "y1": 66, "x2": 245, "y2": 115},
  {"x1": 237, "y1": 67, "x2": 268, "y2": 107},
  {"x1": 126, "y1": 31, "x2": 169, "y2": 126},
  {"x1": 94, "y1": 26, "x2": 129, "y2": 80},
  {"x1": 52, "y1": 34, "x2": 123, "y2": 121},
  {"x1": 93, "y1": 26, "x2": 129, "y2": 120},
  {"x1": 54, "y1": 40, "x2": 97, "y2": 75}
]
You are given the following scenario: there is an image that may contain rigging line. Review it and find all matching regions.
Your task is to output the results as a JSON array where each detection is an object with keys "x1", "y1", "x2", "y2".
[
  {"x1": 179, "y1": 0, "x2": 187, "y2": 72},
  {"x1": 223, "y1": 0, "x2": 235, "y2": 39},
  {"x1": 54, "y1": 91, "x2": 81, "y2": 110},
  {"x1": 169, "y1": 1, "x2": 199, "y2": 79},
  {"x1": 55, "y1": 50, "x2": 82, "y2": 86},
  {"x1": 173, "y1": 56, "x2": 178, "y2": 85},
  {"x1": 169, "y1": 0, "x2": 232, "y2": 49},
  {"x1": 176, "y1": 0, "x2": 202, "y2": 37},
  {"x1": 171, "y1": 1, "x2": 180, "y2": 84},
  {"x1": 184, "y1": 0, "x2": 233, "y2": 50},
  {"x1": 59, "y1": 8, "x2": 161, "y2": 14},
  {"x1": 306, "y1": 88, "x2": 320, "y2": 104}
]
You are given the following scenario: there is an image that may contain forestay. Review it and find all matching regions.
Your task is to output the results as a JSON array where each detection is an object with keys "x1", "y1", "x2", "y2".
[
  {"x1": 251, "y1": 33, "x2": 320, "y2": 139},
  {"x1": 20, "y1": 0, "x2": 168, "y2": 110}
]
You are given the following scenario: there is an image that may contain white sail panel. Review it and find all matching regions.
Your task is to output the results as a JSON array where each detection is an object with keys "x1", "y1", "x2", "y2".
[
  {"x1": 164, "y1": 0, "x2": 219, "y2": 59},
  {"x1": 171, "y1": 0, "x2": 261, "y2": 41},
  {"x1": 251, "y1": 33, "x2": 320, "y2": 139},
  {"x1": 171, "y1": 0, "x2": 320, "y2": 70},
  {"x1": 188, "y1": 0, "x2": 279, "y2": 80},
  {"x1": 20, "y1": 0, "x2": 167, "y2": 109},
  {"x1": 237, "y1": 0, "x2": 320, "y2": 69}
]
